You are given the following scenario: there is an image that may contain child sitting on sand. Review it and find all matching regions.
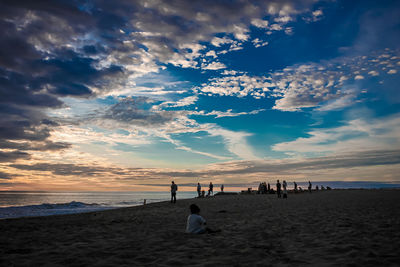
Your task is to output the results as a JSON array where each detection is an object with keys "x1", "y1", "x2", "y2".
[{"x1": 186, "y1": 204, "x2": 219, "y2": 234}]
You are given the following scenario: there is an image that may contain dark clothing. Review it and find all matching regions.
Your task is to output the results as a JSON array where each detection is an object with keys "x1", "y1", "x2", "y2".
[
  {"x1": 276, "y1": 182, "x2": 281, "y2": 198},
  {"x1": 171, "y1": 183, "x2": 178, "y2": 203},
  {"x1": 171, "y1": 192, "x2": 176, "y2": 203},
  {"x1": 197, "y1": 184, "x2": 201, "y2": 197}
]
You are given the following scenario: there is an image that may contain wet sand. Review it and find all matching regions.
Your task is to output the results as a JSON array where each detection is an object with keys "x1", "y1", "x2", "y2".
[{"x1": 1, "y1": 190, "x2": 399, "y2": 266}]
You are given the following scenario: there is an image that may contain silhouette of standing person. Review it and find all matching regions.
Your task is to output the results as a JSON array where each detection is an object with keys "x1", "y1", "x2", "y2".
[
  {"x1": 283, "y1": 180, "x2": 288, "y2": 199},
  {"x1": 276, "y1": 180, "x2": 281, "y2": 198},
  {"x1": 308, "y1": 181, "x2": 312, "y2": 193},
  {"x1": 209, "y1": 182, "x2": 214, "y2": 196},
  {"x1": 267, "y1": 183, "x2": 270, "y2": 193},
  {"x1": 171, "y1": 181, "x2": 178, "y2": 203},
  {"x1": 294, "y1": 181, "x2": 298, "y2": 193},
  {"x1": 197, "y1": 182, "x2": 201, "y2": 197},
  {"x1": 220, "y1": 184, "x2": 224, "y2": 192}
]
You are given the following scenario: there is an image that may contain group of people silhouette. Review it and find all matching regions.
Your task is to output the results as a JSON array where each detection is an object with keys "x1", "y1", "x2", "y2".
[
  {"x1": 171, "y1": 180, "x2": 329, "y2": 203},
  {"x1": 257, "y1": 180, "x2": 330, "y2": 198},
  {"x1": 170, "y1": 181, "x2": 225, "y2": 203}
]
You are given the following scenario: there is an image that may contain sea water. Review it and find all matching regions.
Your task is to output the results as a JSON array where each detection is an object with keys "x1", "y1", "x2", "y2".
[{"x1": 0, "y1": 191, "x2": 198, "y2": 219}]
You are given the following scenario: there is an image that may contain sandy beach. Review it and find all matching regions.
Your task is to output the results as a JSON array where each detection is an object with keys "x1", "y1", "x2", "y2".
[{"x1": 0, "y1": 190, "x2": 399, "y2": 266}]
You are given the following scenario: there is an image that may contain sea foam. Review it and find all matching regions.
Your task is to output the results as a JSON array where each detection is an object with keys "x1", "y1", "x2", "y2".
[{"x1": 0, "y1": 201, "x2": 111, "y2": 219}]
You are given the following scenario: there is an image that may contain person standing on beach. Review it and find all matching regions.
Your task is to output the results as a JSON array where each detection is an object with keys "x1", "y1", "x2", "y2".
[
  {"x1": 276, "y1": 180, "x2": 281, "y2": 198},
  {"x1": 220, "y1": 184, "x2": 224, "y2": 192},
  {"x1": 171, "y1": 181, "x2": 178, "y2": 203},
  {"x1": 282, "y1": 180, "x2": 288, "y2": 199},
  {"x1": 209, "y1": 182, "x2": 214, "y2": 196},
  {"x1": 197, "y1": 183, "x2": 201, "y2": 197},
  {"x1": 267, "y1": 183, "x2": 270, "y2": 193},
  {"x1": 308, "y1": 181, "x2": 312, "y2": 193},
  {"x1": 294, "y1": 181, "x2": 298, "y2": 193}
]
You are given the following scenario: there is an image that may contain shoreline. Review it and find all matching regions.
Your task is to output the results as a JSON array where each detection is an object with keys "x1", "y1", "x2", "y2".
[
  {"x1": 1, "y1": 190, "x2": 399, "y2": 266},
  {"x1": 1, "y1": 188, "x2": 399, "y2": 220}
]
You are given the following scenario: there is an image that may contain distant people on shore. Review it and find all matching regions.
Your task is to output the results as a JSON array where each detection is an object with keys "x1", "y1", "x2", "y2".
[
  {"x1": 208, "y1": 182, "x2": 214, "y2": 196},
  {"x1": 283, "y1": 180, "x2": 288, "y2": 199},
  {"x1": 186, "y1": 204, "x2": 220, "y2": 234},
  {"x1": 316, "y1": 185, "x2": 319, "y2": 191},
  {"x1": 258, "y1": 182, "x2": 268, "y2": 194},
  {"x1": 171, "y1": 181, "x2": 178, "y2": 203},
  {"x1": 197, "y1": 183, "x2": 201, "y2": 197},
  {"x1": 220, "y1": 184, "x2": 224, "y2": 192},
  {"x1": 276, "y1": 180, "x2": 281, "y2": 198},
  {"x1": 308, "y1": 181, "x2": 312, "y2": 193},
  {"x1": 294, "y1": 182, "x2": 298, "y2": 193}
]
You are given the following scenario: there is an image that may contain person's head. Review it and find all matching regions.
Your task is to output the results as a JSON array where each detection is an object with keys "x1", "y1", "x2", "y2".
[
  {"x1": 172, "y1": 181, "x2": 175, "y2": 184},
  {"x1": 190, "y1": 204, "x2": 200, "y2": 214},
  {"x1": 277, "y1": 180, "x2": 279, "y2": 182},
  {"x1": 198, "y1": 182, "x2": 200, "y2": 185}
]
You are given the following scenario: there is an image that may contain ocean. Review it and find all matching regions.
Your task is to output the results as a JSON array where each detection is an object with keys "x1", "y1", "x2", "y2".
[{"x1": 0, "y1": 191, "x2": 198, "y2": 219}]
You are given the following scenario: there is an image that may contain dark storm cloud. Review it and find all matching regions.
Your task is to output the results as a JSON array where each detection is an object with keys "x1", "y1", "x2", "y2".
[{"x1": 0, "y1": 0, "x2": 127, "y2": 161}]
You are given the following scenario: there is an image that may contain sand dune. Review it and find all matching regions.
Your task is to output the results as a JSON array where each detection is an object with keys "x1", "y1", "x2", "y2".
[{"x1": 1, "y1": 190, "x2": 399, "y2": 266}]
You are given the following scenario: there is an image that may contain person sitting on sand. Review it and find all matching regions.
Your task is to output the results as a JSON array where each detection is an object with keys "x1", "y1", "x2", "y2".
[
  {"x1": 283, "y1": 180, "x2": 288, "y2": 199},
  {"x1": 276, "y1": 180, "x2": 281, "y2": 198},
  {"x1": 171, "y1": 181, "x2": 178, "y2": 203},
  {"x1": 197, "y1": 183, "x2": 201, "y2": 197},
  {"x1": 186, "y1": 204, "x2": 219, "y2": 234}
]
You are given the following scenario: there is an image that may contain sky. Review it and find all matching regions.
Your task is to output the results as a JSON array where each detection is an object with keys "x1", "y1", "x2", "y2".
[{"x1": 1, "y1": 0, "x2": 400, "y2": 191}]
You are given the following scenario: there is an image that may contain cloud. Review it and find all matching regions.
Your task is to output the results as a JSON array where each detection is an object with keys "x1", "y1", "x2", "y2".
[
  {"x1": 368, "y1": 70, "x2": 379, "y2": 76},
  {"x1": 201, "y1": 61, "x2": 227, "y2": 70},
  {"x1": 252, "y1": 38, "x2": 269, "y2": 48},
  {"x1": 0, "y1": 1, "x2": 324, "y2": 165},
  {"x1": 102, "y1": 97, "x2": 176, "y2": 127},
  {"x1": 0, "y1": 150, "x2": 30, "y2": 162},
  {"x1": 0, "y1": 171, "x2": 14, "y2": 180},
  {"x1": 196, "y1": 50, "x2": 399, "y2": 111},
  {"x1": 161, "y1": 96, "x2": 198, "y2": 108},
  {"x1": 198, "y1": 73, "x2": 272, "y2": 98},
  {"x1": 272, "y1": 113, "x2": 400, "y2": 156},
  {"x1": 251, "y1": 18, "x2": 269, "y2": 28},
  {"x1": 271, "y1": 50, "x2": 400, "y2": 111},
  {"x1": 7, "y1": 149, "x2": 400, "y2": 183},
  {"x1": 191, "y1": 109, "x2": 265, "y2": 118}
]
